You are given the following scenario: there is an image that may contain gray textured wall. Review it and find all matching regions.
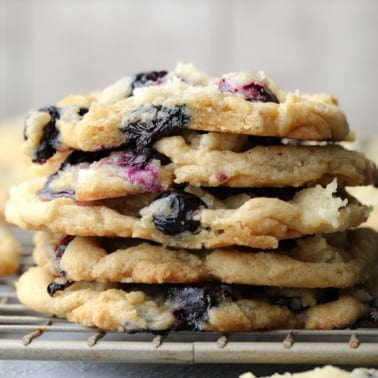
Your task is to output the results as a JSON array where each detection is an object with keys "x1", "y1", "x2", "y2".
[{"x1": 1, "y1": 0, "x2": 377, "y2": 134}]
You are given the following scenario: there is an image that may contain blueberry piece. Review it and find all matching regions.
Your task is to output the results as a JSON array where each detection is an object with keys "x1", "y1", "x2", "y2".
[
  {"x1": 25, "y1": 105, "x2": 89, "y2": 164},
  {"x1": 152, "y1": 190, "x2": 207, "y2": 235},
  {"x1": 31, "y1": 106, "x2": 61, "y2": 164},
  {"x1": 241, "y1": 81, "x2": 279, "y2": 103},
  {"x1": 78, "y1": 107, "x2": 89, "y2": 117},
  {"x1": 131, "y1": 70, "x2": 168, "y2": 91},
  {"x1": 218, "y1": 78, "x2": 279, "y2": 103},
  {"x1": 47, "y1": 280, "x2": 72, "y2": 297},
  {"x1": 121, "y1": 105, "x2": 191, "y2": 149},
  {"x1": 166, "y1": 284, "x2": 232, "y2": 331}
]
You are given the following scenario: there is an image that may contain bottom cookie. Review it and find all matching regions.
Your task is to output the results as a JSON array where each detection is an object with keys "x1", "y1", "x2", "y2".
[
  {"x1": 16, "y1": 266, "x2": 373, "y2": 333},
  {"x1": 0, "y1": 226, "x2": 21, "y2": 277},
  {"x1": 32, "y1": 228, "x2": 378, "y2": 289}
]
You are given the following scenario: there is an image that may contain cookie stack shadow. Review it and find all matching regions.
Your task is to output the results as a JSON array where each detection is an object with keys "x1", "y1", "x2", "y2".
[{"x1": 6, "y1": 64, "x2": 378, "y2": 333}]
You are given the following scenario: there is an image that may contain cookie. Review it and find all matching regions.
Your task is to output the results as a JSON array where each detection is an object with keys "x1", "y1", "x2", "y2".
[
  {"x1": 33, "y1": 132, "x2": 377, "y2": 202},
  {"x1": 155, "y1": 131, "x2": 378, "y2": 188},
  {"x1": 0, "y1": 117, "x2": 33, "y2": 221},
  {"x1": 33, "y1": 232, "x2": 210, "y2": 284},
  {"x1": 206, "y1": 228, "x2": 377, "y2": 288},
  {"x1": 68, "y1": 78, "x2": 350, "y2": 151},
  {"x1": 0, "y1": 226, "x2": 21, "y2": 277},
  {"x1": 33, "y1": 228, "x2": 376, "y2": 288},
  {"x1": 22, "y1": 64, "x2": 208, "y2": 164},
  {"x1": 241, "y1": 366, "x2": 378, "y2": 378},
  {"x1": 37, "y1": 149, "x2": 174, "y2": 201},
  {"x1": 23, "y1": 93, "x2": 98, "y2": 164},
  {"x1": 16, "y1": 266, "x2": 369, "y2": 332},
  {"x1": 5, "y1": 178, "x2": 369, "y2": 249},
  {"x1": 23, "y1": 65, "x2": 349, "y2": 163}
]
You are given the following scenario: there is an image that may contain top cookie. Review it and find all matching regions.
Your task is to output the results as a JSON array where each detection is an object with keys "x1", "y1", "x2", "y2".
[{"x1": 23, "y1": 63, "x2": 350, "y2": 163}]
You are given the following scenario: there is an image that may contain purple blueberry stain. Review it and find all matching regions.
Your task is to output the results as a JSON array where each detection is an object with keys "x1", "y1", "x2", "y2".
[
  {"x1": 125, "y1": 165, "x2": 162, "y2": 192},
  {"x1": 218, "y1": 77, "x2": 279, "y2": 103},
  {"x1": 99, "y1": 149, "x2": 168, "y2": 192},
  {"x1": 152, "y1": 190, "x2": 207, "y2": 236}
]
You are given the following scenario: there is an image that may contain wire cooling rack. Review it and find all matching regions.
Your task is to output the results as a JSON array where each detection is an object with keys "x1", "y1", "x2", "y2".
[{"x1": 0, "y1": 229, "x2": 377, "y2": 364}]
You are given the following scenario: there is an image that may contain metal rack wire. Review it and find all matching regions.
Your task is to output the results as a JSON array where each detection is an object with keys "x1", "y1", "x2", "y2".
[{"x1": 0, "y1": 230, "x2": 377, "y2": 364}]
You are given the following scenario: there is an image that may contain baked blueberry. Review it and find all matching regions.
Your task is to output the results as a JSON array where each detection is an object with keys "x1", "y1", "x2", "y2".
[
  {"x1": 152, "y1": 190, "x2": 207, "y2": 235},
  {"x1": 121, "y1": 104, "x2": 191, "y2": 149},
  {"x1": 47, "y1": 280, "x2": 72, "y2": 296},
  {"x1": 29, "y1": 106, "x2": 61, "y2": 163}
]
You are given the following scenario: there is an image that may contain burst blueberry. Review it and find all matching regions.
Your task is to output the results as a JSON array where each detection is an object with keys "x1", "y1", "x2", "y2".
[
  {"x1": 121, "y1": 104, "x2": 191, "y2": 149},
  {"x1": 47, "y1": 280, "x2": 72, "y2": 297},
  {"x1": 152, "y1": 190, "x2": 207, "y2": 235}
]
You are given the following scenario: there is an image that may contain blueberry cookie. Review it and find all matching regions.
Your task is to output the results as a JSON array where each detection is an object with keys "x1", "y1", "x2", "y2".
[
  {"x1": 23, "y1": 63, "x2": 208, "y2": 163},
  {"x1": 37, "y1": 148, "x2": 174, "y2": 201},
  {"x1": 33, "y1": 228, "x2": 376, "y2": 288},
  {"x1": 155, "y1": 131, "x2": 378, "y2": 188},
  {"x1": 5, "y1": 178, "x2": 369, "y2": 249},
  {"x1": 0, "y1": 226, "x2": 21, "y2": 277},
  {"x1": 33, "y1": 232, "x2": 210, "y2": 284},
  {"x1": 33, "y1": 131, "x2": 378, "y2": 202},
  {"x1": 23, "y1": 65, "x2": 350, "y2": 163},
  {"x1": 16, "y1": 266, "x2": 371, "y2": 332}
]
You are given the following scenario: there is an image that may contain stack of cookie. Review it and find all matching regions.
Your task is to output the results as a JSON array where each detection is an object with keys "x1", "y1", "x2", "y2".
[{"x1": 6, "y1": 63, "x2": 378, "y2": 332}]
